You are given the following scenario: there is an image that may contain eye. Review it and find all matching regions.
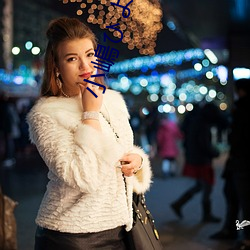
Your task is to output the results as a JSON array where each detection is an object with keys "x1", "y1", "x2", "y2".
[
  {"x1": 67, "y1": 57, "x2": 77, "y2": 62},
  {"x1": 87, "y1": 52, "x2": 95, "y2": 57}
]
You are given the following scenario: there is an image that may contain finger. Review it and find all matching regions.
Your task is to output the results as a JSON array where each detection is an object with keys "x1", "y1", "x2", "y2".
[
  {"x1": 121, "y1": 163, "x2": 133, "y2": 171},
  {"x1": 121, "y1": 168, "x2": 134, "y2": 177},
  {"x1": 120, "y1": 160, "x2": 130, "y2": 165},
  {"x1": 86, "y1": 82, "x2": 101, "y2": 91},
  {"x1": 80, "y1": 82, "x2": 99, "y2": 97},
  {"x1": 120, "y1": 156, "x2": 131, "y2": 163},
  {"x1": 91, "y1": 84, "x2": 99, "y2": 90},
  {"x1": 78, "y1": 83, "x2": 86, "y2": 94},
  {"x1": 121, "y1": 165, "x2": 134, "y2": 174},
  {"x1": 76, "y1": 81, "x2": 87, "y2": 86}
]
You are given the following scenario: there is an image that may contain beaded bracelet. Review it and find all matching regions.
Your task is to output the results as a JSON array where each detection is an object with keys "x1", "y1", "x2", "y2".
[{"x1": 82, "y1": 111, "x2": 99, "y2": 121}]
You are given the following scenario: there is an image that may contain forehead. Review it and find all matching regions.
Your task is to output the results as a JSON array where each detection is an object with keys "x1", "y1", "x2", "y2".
[{"x1": 57, "y1": 38, "x2": 94, "y2": 54}]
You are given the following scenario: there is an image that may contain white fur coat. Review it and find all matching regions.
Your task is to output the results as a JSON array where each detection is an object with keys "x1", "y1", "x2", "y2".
[{"x1": 27, "y1": 89, "x2": 152, "y2": 233}]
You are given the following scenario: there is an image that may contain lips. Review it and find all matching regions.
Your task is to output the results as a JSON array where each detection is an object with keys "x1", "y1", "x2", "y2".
[{"x1": 79, "y1": 73, "x2": 92, "y2": 79}]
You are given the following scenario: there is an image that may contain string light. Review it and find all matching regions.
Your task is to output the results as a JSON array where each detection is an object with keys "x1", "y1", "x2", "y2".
[{"x1": 62, "y1": 0, "x2": 163, "y2": 55}]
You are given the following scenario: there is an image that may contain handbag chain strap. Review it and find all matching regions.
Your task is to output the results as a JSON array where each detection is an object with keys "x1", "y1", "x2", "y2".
[
  {"x1": 133, "y1": 193, "x2": 160, "y2": 240},
  {"x1": 102, "y1": 103, "x2": 160, "y2": 241}
]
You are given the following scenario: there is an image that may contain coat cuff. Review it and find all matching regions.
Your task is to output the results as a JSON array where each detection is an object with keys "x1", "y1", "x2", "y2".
[{"x1": 129, "y1": 146, "x2": 153, "y2": 194}]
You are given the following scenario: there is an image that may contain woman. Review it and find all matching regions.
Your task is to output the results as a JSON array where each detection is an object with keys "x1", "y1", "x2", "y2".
[
  {"x1": 156, "y1": 114, "x2": 183, "y2": 177},
  {"x1": 27, "y1": 17, "x2": 152, "y2": 250}
]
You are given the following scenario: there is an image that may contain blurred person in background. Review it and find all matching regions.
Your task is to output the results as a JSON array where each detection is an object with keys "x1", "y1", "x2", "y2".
[
  {"x1": 1, "y1": 96, "x2": 20, "y2": 168},
  {"x1": 171, "y1": 102, "x2": 228, "y2": 223},
  {"x1": 144, "y1": 105, "x2": 160, "y2": 158},
  {"x1": 18, "y1": 102, "x2": 32, "y2": 154},
  {"x1": 211, "y1": 78, "x2": 250, "y2": 250},
  {"x1": 26, "y1": 17, "x2": 152, "y2": 250},
  {"x1": 129, "y1": 108, "x2": 142, "y2": 146},
  {"x1": 156, "y1": 113, "x2": 183, "y2": 177}
]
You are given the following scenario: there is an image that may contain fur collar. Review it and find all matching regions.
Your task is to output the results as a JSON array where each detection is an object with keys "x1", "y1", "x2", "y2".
[{"x1": 30, "y1": 89, "x2": 130, "y2": 131}]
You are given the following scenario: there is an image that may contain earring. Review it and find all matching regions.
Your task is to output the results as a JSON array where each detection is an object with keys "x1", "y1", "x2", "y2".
[
  {"x1": 56, "y1": 72, "x2": 69, "y2": 98},
  {"x1": 56, "y1": 72, "x2": 62, "y2": 89}
]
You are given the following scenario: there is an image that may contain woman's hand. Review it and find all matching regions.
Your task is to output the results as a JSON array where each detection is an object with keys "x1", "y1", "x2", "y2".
[
  {"x1": 79, "y1": 82, "x2": 103, "y2": 112},
  {"x1": 120, "y1": 153, "x2": 143, "y2": 177}
]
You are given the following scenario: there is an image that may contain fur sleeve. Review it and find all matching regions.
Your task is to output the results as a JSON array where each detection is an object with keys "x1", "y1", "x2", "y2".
[
  {"x1": 129, "y1": 145, "x2": 153, "y2": 194},
  {"x1": 26, "y1": 110, "x2": 124, "y2": 193},
  {"x1": 107, "y1": 90, "x2": 153, "y2": 193}
]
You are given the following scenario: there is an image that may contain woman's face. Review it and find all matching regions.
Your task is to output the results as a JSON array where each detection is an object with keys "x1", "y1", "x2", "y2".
[{"x1": 56, "y1": 38, "x2": 97, "y2": 96}]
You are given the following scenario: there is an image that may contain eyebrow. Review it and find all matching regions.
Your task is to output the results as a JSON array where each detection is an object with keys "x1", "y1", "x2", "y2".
[{"x1": 64, "y1": 48, "x2": 95, "y2": 58}]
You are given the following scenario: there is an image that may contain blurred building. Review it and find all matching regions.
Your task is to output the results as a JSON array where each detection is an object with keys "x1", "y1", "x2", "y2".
[
  {"x1": 0, "y1": 0, "x2": 64, "y2": 97},
  {"x1": 1, "y1": 0, "x2": 62, "y2": 70},
  {"x1": 0, "y1": 0, "x2": 250, "y2": 110}
]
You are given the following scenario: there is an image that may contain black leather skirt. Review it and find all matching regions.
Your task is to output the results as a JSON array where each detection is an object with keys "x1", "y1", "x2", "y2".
[{"x1": 34, "y1": 226, "x2": 128, "y2": 250}]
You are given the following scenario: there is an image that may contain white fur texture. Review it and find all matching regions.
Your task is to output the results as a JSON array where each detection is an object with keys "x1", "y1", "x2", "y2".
[{"x1": 27, "y1": 89, "x2": 152, "y2": 233}]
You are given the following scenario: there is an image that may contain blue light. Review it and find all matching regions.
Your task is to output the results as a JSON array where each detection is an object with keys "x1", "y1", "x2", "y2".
[
  {"x1": 160, "y1": 74, "x2": 172, "y2": 87},
  {"x1": 167, "y1": 21, "x2": 176, "y2": 31},
  {"x1": 141, "y1": 66, "x2": 148, "y2": 72},
  {"x1": 19, "y1": 65, "x2": 27, "y2": 71},
  {"x1": 13, "y1": 76, "x2": 24, "y2": 85},
  {"x1": 202, "y1": 59, "x2": 210, "y2": 67},
  {"x1": 148, "y1": 62, "x2": 156, "y2": 69},
  {"x1": 142, "y1": 107, "x2": 149, "y2": 116},
  {"x1": 168, "y1": 69, "x2": 176, "y2": 75},
  {"x1": 151, "y1": 70, "x2": 158, "y2": 77},
  {"x1": 233, "y1": 0, "x2": 249, "y2": 21},
  {"x1": 109, "y1": 48, "x2": 205, "y2": 74},
  {"x1": 130, "y1": 85, "x2": 142, "y2": 95},
  {"x1": 25, "y1": 41, "x2": 33, "y2": 50},
  {"x1": 146, "y1": 83, "x2": 160, "y2": 94}
]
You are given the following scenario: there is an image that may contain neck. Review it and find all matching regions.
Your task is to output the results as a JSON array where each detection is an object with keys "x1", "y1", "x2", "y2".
[{"x1": 61, "y1": 88, "x2": 70, "y2": 98}]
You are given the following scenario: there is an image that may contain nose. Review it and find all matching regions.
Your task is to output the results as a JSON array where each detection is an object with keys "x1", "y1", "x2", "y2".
[{"x1": 79, "y1": 58, "x2": 89, "y2": 70}]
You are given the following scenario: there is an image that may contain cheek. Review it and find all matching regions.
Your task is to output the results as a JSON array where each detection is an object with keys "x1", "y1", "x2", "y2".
[
  {"x1": 60, "y1": 69, "x2": 74, "y2": 84},
  {"x1": 59, "y1": 68, "x2": 68, "y2": 81},
  {"x1": 58, "y1": 64, "x2": 67, "y2": 76},
  {"x1": 89, "y1": 57, "x2": 97, "y2": 74},
  {"x1": 90, "y1": 56, "x2": 97, "y2": 65},
  {"x1": 60, "y1": 64, "x2": 74, "y2": 76}
]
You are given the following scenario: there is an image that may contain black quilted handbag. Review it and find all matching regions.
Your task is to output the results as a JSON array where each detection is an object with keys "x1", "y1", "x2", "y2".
[{"x1": 126, "y1": 193, "x2": 163, "y2": 250}]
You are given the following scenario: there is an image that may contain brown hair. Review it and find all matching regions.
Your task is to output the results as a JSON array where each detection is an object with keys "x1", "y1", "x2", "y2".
[{"x1": 40, "y1": 17, "x2": 104, "y2": 97}]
